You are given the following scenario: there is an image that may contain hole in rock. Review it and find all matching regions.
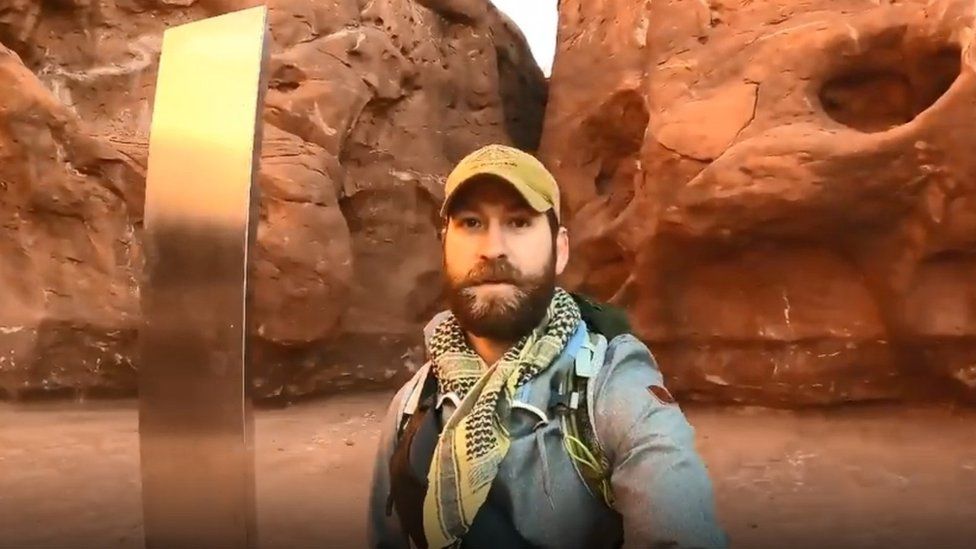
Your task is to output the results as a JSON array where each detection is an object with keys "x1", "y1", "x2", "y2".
[
  {"x1": 594, "y1": 165, "x2": 613, "y2": 196},
  {"x1": 41, "y1": 0, "x2": 74, "y2": 13},
  {"x1": 269, "y1": 64, "x2": 304, "y2": 92},
  {"x1": 580, "y1": 89, "x2": 647, "y2": 201},
  {"x1": 819, "y1": 45, "x2": 960, "y2": 132}
]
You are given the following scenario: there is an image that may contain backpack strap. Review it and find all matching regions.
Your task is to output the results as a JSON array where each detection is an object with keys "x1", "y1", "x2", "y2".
[
  {"x1": 387, "y1": 363, "x2": 440, "y2": 548},
  {"x1": 575, "y1": 330, "x2": 607, "y2": 379},
  {"x1": 387, "y1": 361, "x2": 438, "y2": 528},
  {"x1": 559, "y1": 330, "x2": 614, "y2": 509},
  {"x1": 395, "y1": 361, "x2": 436, "y2": 440}
]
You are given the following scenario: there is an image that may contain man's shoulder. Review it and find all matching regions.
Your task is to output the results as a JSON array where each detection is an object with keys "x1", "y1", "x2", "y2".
[
  {"x1": 587, "y1": 331, "x2": 690, "y2": 452},
  {"x1": 383, "y1": 361, "x2": 434, "y2": 428},
  {"x1": 588, "y1": 332, "x2": 676, "y2": 417},
  {"x1": 403, "y1": 359, "x2": 434, "y2": 396},
  {"x1": 592, "y1": 332, "x2": 663, "y2": 387}
]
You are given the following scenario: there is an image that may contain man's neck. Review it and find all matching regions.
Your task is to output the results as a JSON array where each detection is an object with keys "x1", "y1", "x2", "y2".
[{"x1": 466, "y1": 333, "x2": 514, "y2": 366}]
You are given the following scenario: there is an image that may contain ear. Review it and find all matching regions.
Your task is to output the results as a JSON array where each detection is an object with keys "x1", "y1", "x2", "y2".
[{"x1": 555, "y1": 225, "x2": 570, "y2": 276}]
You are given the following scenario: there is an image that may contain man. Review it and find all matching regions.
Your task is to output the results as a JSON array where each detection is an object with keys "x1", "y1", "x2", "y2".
[{"x1": 367, "y1": 144, "x2": 727, "y2": 549}]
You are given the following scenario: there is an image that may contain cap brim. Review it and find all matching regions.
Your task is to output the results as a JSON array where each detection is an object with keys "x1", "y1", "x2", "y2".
[{"x1": 440, "y1": 171, "x2": 554, "y2": 218}]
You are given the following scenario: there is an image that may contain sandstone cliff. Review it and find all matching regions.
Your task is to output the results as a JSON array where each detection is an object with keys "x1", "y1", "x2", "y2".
[
  {"x1": 541, "y1": 0, "x2": 976, "y2": 404},
  {"x1": 5, "y1": 0, "x2": 976, "y2": 407},
  {"x1": 0, "y1": 0, "x2": 546, "y2": 400}
]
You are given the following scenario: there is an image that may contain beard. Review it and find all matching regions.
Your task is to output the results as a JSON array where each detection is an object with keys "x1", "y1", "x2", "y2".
[{"x1": 445, "y1": 253, "x2": 556, "y2": 343}]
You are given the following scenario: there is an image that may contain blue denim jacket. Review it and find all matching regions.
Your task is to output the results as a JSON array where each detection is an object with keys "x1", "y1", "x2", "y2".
[{"x1": 367, "y1": 313, "x2": 729, "y2": 549}]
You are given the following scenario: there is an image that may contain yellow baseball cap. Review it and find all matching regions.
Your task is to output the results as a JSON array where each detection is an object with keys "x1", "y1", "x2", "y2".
[{"x1": 441, "y1": 144, "x2": 561, "y2": 222}]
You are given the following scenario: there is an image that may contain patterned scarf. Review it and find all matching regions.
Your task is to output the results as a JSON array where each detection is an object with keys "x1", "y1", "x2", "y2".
[{"x1": 422, "y1": 287, "x2": 581, "y2": 548}]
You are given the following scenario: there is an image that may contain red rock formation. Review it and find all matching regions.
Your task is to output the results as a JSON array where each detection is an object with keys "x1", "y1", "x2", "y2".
[
  {"x1": 0, "y1": 42, "x2": 145, "y2": 398},
  {"x1": 541, "y1": 0, "x2": 976, "y2": 404},
  {"x1": 0, "y1": 0, "x2": 546, "y2": 399}
]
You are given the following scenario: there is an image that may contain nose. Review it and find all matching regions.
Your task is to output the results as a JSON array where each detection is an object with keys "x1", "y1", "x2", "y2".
[{"x1": 479, "y1": 220, "x2": 507, "y2": 260}]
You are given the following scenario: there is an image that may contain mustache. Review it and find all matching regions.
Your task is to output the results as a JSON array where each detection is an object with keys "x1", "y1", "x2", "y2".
[{"x1": 461, "y1": 258, "x2": 525, "y2": 287}]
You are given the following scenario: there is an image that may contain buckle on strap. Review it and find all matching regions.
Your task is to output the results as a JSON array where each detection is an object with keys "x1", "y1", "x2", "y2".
[
  {"x1": 549, "y1": 388, "x2": 581, "y2": 414},
  {"x1": 574, "y1": 332, "x2": 606, "y2": 379}
]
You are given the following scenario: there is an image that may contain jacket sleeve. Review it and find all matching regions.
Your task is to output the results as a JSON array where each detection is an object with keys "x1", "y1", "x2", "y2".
[
  {"x1": 589, "y1": 335, "x2": 729, "y2": 549},
  {"x1": 366, "y1": 381, "x2": 414, "y2": 549}
]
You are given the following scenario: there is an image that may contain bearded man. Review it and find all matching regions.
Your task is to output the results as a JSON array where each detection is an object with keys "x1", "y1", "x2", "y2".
[{"x1": 366, "y1": 144, "x2": 727, "y2": 549}]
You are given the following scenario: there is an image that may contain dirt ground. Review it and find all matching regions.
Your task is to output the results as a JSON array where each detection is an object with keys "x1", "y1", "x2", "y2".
[{"x1": 1, "y1": 392, "x2": 975, "y2": 549}]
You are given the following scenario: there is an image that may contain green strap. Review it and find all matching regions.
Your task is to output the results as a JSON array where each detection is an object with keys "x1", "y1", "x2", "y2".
[{"x1": 562, "y1": 331, "x2": 613, "y2": 508}]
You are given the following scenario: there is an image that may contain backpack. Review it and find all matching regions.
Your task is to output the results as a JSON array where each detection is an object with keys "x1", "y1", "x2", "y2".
[
  {"x1": 393, "y1": 293, "x2": 631, "y2": 512},
  {"x1": 560, "y1": 292, "x2": 632, "y2": 508}
]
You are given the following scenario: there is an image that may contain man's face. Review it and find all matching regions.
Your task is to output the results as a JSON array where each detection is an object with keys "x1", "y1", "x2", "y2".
[{"x1": 442, "y1": 175, "x2": 569, "y2": 342}]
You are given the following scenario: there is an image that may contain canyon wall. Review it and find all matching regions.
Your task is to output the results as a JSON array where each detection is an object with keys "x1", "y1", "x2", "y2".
[
  {"x1": 0, "y1": 0, "x2": 546, "y2": 400},
  {"x1": 541, "y1": 0, "x2": 976, "y2": 404},
  {"x1": 4, "y1": 0, "x2": 976, "y2": 406}
]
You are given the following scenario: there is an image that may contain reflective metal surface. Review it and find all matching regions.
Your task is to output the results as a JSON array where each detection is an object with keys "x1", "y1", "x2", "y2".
[{"x1": 138, "y1": 6, "x2": 269, "y2": 548}]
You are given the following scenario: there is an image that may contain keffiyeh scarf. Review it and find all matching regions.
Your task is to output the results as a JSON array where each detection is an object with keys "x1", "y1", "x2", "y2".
[{"x1": 422, "y1": 287, "x2": 581, "y2": 548}]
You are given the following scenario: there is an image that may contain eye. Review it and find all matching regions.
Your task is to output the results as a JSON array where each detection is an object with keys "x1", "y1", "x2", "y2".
[
  {"x1": 456, "y1": 215, "x2": 482, "y2": 229},
  {"x1": 508, "y1": 216, "x2": 532, "y2": 229}
]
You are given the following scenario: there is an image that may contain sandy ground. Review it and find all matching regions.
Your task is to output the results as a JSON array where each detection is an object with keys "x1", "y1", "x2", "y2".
[{"x1": 1, "y1": 392, "x2": 975, "y2": 549}]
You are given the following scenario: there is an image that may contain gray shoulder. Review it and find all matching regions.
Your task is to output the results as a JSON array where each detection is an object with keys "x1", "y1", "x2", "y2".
[
  {"x1": 590, "y1": 333, "x2": 664, "y2": 397},
  {"x1": 383, "y1": 361, "x2": 433, "y2": 431},
  {"x1": 585, "y1": 334, "x2": 680, "y2": 460}
]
